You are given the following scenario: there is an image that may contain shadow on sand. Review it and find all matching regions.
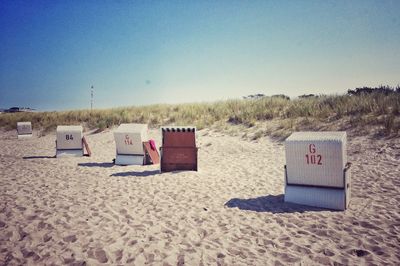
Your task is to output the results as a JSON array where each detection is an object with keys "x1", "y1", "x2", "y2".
[
  {"x1": 23, "y1": 155, "x2": 55, "y2": 159},
  {"x1": 78, "y1": 162, "x2": 114, "y2": 168},
  {"x1": 225, "y1": 194, "x2": 328, "y2": 213},
  {"x1": 110, "y1": 170, "x2": 160, "y2": 177}
]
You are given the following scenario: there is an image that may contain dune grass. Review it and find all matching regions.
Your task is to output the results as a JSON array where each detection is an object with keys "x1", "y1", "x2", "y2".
[{"x1": 1, "y1": 92, "x2": 399, "y2": 139}]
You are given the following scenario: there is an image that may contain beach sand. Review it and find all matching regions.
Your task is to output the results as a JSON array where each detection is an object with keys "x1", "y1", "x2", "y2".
[{"x1": 0, "y1": 128, "x2": 399, "y2": 265}]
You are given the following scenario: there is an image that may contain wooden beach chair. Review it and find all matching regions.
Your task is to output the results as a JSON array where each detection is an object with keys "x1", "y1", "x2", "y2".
[
  {"x1": 284, "y1": 131, "x2": 351, "y2": 210},
  {"x1": 160, "y1": 127, "x2": 198, "y2": 172},
  {"x1": 56, "y1": 125, "x2": 85, "y2": 157},
  {"x1": 114, "y1": 123, "x2": 148, "y2": 165},
  {"x1": 17, "y1": 122, "x2": 32, "y2": 139}
]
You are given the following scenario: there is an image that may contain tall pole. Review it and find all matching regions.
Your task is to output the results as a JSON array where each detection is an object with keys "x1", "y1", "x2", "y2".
[{"x1": 91, "y1": 85, "x2": 94, "y2": 111}]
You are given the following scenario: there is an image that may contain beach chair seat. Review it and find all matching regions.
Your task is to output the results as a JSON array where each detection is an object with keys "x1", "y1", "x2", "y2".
[{"x1": 160, "y1": 127, "x2": 198, "y2": 172}]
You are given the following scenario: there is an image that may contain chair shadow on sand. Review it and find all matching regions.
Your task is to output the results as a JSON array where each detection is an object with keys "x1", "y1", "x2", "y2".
[
  {"x1": 110, "y1": 170, "x2": 160, "y2": 177},
  {"x1": 23, "y1": 155, "x2": 55, "y2": 159},
  {"x1": 78, "y1": 162, "x2": 114, "y2": 168},
  {"x1": 225, "y1": 194, "x2": 328, "y2": 214}
]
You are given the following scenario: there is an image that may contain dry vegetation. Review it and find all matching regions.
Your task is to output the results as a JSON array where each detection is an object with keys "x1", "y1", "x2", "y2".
[{"x1": 1, "y1": 92, "x2": 399, "y2": 140}]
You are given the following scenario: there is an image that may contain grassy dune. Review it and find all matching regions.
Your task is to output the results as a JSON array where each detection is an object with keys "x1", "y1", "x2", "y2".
[{"x1": 1, "y1": 92, "x2": 399, "y2": 139}]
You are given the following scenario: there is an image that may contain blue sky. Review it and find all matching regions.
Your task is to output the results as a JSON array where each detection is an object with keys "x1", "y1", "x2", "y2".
[{"x1": 0, "y1": 0, "x2": 399, "y2": 111}]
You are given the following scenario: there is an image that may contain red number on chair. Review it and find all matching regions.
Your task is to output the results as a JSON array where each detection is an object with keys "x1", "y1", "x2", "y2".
[
  {"x1": 124, "y1": 135, "x2": 133, "y2": 145},
  {"x1": 305, "y1": 144, "x2": 322, "y2": 165}
]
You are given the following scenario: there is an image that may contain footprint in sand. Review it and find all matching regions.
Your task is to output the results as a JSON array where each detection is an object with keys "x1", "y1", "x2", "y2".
[
  {"x1": 95, "y1": 248, "x2": 108, "y2": 263},
  {"x1": 177, "y1": 254, "x2": 185, "y2": 266},
  {"x1": 43, "y1": 234, "x2": 52, "y2": 242},
  {"x1": 144, "y1": 253, "x2": 155, "y2": 264},
  {"x1": 293, "y1": 245, "x2": 311, "y2": 255},
  {"x1": 322, "y1": 249, "x2": 335, "y2": 257},
  {"x1": 128, "y1": 239, "x2": 138, "y2": 246},
  {"x1": 18, "y1": 229, "x2": 28, "y2": 241},
  {"x1": 89, "y1": 248, "x2": 108, "y2": 263},
  {"x1": 352, "y1": 249, "x2": 370, "y2": 257},
  {"x1": 359, "y1": 221, "x2": 379, "y2": 230},
  {"x1": 217, "y1": 253, "x2": 226, "y2": 259},
  {"x1": 63, "y1": 235, "x2": 77, "y2": 243},
  {"x1": 273, "y1": 260, "x2": 285, "y2": 266},
  {"x1": 278, "y1": 253, "x2": 301, "y2": 263},
  {"x1": 70, "y1": 260, "x2": 86, "y2": 266},
  {"x1": 368, "y1": 245, "x2": 386, "y2": 256},
  {"x1": 114, "y1": 249, "x2": 123, "y2": 262},
  {"x1": 37, "y1": 221, "x2": 47, "y2": 230},
  {"x1": 20, "y1": 248, "x2": 40, "y2": 261},
  {"x1": 313, "y1": 255, "x2": 332, "y2": 265}
]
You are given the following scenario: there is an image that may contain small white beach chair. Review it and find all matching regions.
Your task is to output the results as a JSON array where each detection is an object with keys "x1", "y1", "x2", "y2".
[
  {"x1": 17, "y1": 122, "x2": 33, "y2": 139},
  {"x1": 284, "y1": 131, "x2": 351, "y2": 210},
  {"x1": 56, "y1": 125, "x2": 84, "y2": 157},
  {"x1": 114, "y1": 123, "x2": 148, "y2": 165}
]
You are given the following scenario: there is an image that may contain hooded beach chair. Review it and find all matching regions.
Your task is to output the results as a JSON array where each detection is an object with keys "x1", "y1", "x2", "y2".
[
  {"x1": 114, "y1": 123, "x2": 148, "y2": 165},
  {"x1": 17, "y1": 122, "x2": 32, "y2": 139},
  {"x1": 284, "y1": 131, "x2": 351, "y2": 210},
  {"x1": 160, "y1": 126, "x2": 198, "y2": 172},
  {"x1": 56, "y1": 125, "x2": 90, "y2": 157}
]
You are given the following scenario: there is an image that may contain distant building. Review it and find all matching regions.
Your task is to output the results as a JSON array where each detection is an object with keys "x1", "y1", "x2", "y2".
[
  {"x1": 243, "y1": 94, "x2": 266, "y2": 99},
  {"x1": 4, "y1": 107, "x2": 35, "y2": 113},
  {"x1": 7, "y1": 107, "x2": 21, "y2": 112}
]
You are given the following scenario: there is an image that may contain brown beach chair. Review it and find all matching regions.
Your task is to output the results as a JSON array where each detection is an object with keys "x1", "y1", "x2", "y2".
[{"x1": 160, "y1": 127, "x2": 198, "y2": 172}]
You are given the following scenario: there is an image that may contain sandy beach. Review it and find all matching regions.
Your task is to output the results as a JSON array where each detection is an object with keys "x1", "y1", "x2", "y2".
[{"x1": 0, "y1": 128, "x2": 399, "y2": 265}]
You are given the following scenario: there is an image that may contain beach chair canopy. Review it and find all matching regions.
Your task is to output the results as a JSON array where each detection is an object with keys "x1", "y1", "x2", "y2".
[
  {"x1": 285, "y1": 131, "x2": 347, "y2": 188},
  {"x1": 114, "y1": 123, "x2": 148, "y2": 155},
  {"x1": 284, "y1": 131, "x2": 350, "y2": 210},
  {"x1": 56, "y1": 125, "x2": 83, "y2": 150},
  {"x1": 17, "y1": 122, "x2": 32, "y2": 135}
]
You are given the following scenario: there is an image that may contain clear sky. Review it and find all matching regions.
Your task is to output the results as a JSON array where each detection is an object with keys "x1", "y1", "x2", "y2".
[{"x1": 0, "y1": 0, "x2": 399, "y2": 111}]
